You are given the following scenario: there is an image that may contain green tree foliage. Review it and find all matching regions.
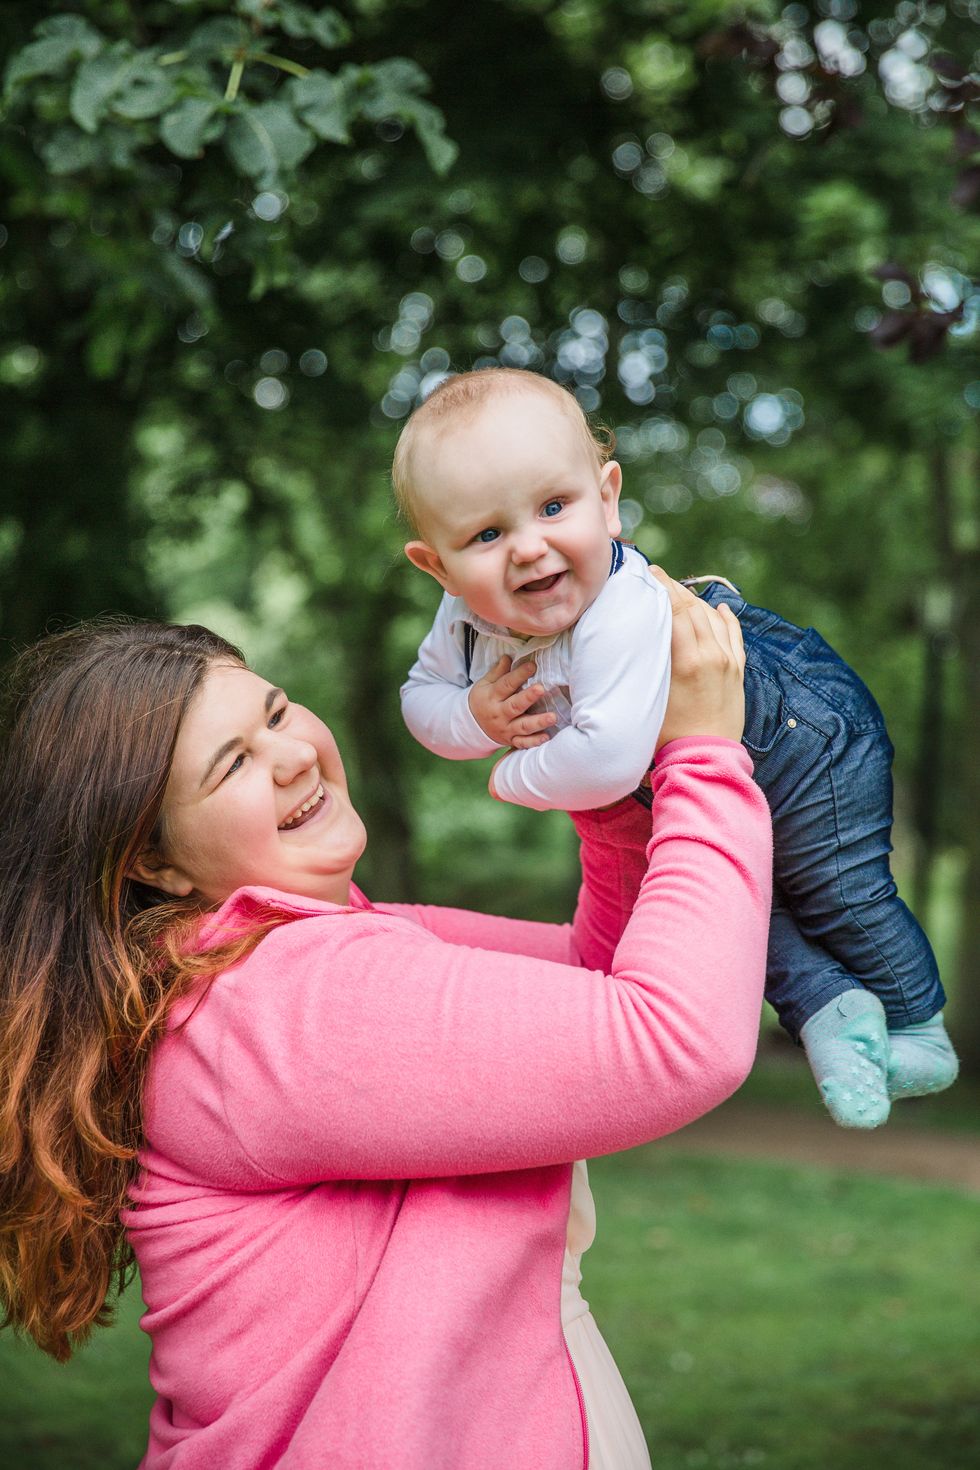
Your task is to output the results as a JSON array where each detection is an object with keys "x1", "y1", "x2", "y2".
[{"x1": 1, "y1": 1, "x2": 978, "y2": 1051}]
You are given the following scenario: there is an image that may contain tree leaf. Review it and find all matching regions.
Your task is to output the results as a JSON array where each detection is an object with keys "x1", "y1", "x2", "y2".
[
  {"x1": 86, "y1": 313, "x2": 129, "y2": 380},
  {"x1": 112, "y1": 56, "x2": 178, "y2": 121},
  {"x1": 288, "y1": 70, "x2": 351, "y2": 143},
  {"x1": 225, "y1": 100, "x2": 316, "y2": 187},
  {"x1": 160, "y1": 97, "x2": 226, "y2": 158},
  {"x1": 39, "y1": 125, "x2": 101, "y2": 175},
  {"x1": 3, "y1": 16, "x2": 103, "y2": 97},
  {"x1": 69, "y1": 45, "x2": 136, "y2": 133},
  {"x1": 402, "y1": 98, "x2": 458, "y2": 175},
  {"x1": 278, "y1": 3, "x2": 351, "y2": 49},
  {"x1": 358, "y1": 58, "x2": 431, "y2": 118},
  {"x1": 187, "y1": 18, "x2": 249, "y2": 58},
  {"x1": 351, "y1": 60, "x2": 457, "y2": 174}
]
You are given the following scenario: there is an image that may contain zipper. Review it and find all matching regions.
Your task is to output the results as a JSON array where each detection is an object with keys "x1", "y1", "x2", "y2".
[{"x1": 564, "y1": 1341, "x2": 590, "y2": 1470}]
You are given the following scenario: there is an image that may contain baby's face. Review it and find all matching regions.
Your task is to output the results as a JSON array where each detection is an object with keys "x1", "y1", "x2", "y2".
[{"x1": 404, "y1": 394, "x2": 622, "y2": 637}]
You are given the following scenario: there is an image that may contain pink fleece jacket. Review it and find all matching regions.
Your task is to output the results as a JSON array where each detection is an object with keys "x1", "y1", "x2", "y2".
[{"x1": 124, "y1": 739, "x2": 771, "y2": 1470}]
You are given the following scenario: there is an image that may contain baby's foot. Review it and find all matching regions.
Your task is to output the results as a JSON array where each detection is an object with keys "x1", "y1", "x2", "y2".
[
  {"x1": 887, "y1": 1013, "x2": 959, "y2": 1099},
  {"x1": 800, "y1": 990, "x2": 891, "y2": 1129}
]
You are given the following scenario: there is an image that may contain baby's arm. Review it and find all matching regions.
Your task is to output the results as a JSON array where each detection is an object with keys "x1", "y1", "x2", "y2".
[
  {"x1": 491, "y1": 569, "x2": 672, "y2": 811},
  {"x1": 400, "y1": 597, "x2": 502, "y2": 759},
  {"x1": 400, "y1": 597, "x2": 555, "y2": 758}
]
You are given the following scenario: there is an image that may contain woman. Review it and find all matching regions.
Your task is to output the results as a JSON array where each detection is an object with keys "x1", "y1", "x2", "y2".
[{"x1": 0, "y1": 583, "x2": 771, "y2": 1469}]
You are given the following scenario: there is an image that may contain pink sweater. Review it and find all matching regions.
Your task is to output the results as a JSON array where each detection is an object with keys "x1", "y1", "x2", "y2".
[{"x1": 125, "y1": 740, "x2": 771, "y2": 1469}]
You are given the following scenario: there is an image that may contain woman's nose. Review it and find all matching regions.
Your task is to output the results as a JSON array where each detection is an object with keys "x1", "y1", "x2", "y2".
[{"x1": 273, "y1": 738, "x2": 319, "y2": 785}]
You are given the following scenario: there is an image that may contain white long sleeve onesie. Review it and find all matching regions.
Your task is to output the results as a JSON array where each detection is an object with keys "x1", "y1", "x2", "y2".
[{"x1": 400, "y1": 543, "x2": 672, "y2": 811}]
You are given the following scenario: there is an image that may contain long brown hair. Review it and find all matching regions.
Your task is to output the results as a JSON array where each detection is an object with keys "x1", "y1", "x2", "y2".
[{"x1": 0, "y1": 619, "x2": 289, "y2": 1361}]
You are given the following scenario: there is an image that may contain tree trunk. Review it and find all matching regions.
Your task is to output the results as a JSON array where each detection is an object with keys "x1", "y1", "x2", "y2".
[
  {"x1": 911, "y1": 625, "x2": 945, "y2": 918},
  {"x1": 1, "y1": 368, "x2": 151, "y2": 648},
  {"x1": 953, "y1": 545, "x2": 980, "y2": 1073},
  {"x1": 341, "y1": 594, "x2": 417, "y2": 903}
]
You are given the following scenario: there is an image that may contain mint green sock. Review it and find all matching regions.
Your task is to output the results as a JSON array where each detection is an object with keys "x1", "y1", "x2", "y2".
[
  {"x1": 887, "y1": 1013, "x2": 959, "y2": 1100},
  {"x1": 799, "y1": 990, "x2": 891, "y2": 1129}
]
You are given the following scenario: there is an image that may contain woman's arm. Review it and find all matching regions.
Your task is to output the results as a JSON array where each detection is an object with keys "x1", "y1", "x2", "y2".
[
  {"x1": 151, "y1": 739, "x2": 771, "y2": 1187},
  {"x1": 374, "y1": 780, "x2": 655, "y2": 973},
  {"x1": 373, "y1": 899, "x2": 580, "y2": 966}
]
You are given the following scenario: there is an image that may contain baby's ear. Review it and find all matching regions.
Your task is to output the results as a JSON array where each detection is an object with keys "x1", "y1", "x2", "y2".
[
  {"x1": 404, "y1": 540, "x2": 455, "y2": 593},
  {"x1": 599, "y1": 461, "x2": 623, "y2": 538}
]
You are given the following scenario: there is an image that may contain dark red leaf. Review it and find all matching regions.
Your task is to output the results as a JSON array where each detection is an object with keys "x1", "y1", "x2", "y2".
[
  {"x1": 908, "y1": 313, "x2": 954, "y2": 364},
  {"x1": 872, "y1": 262, "x2": 921, "y2": 300},
  {"x1": 697, "y1": 23, "x2": 778, "y2": 65},
  {"x1": 869, "y1": 309, "x2": 915, "y2": 348},
  {"x1": 953, "y1": 125, "x2": 980, "y2": 160},
  {"x1": 931, "y1": 53, "x2": 967, "y2": 83},
  {"x1": 837, "y1": 95, "x2": 863, "y2": 130},
  {"x1": 951, "y1": 162, "x2": 980, "y2": 209}
]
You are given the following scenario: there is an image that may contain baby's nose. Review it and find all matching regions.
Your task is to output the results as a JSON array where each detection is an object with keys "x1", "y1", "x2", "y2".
[{"x1": 511, "y1": 529, "x2": 549, "y2": 562}]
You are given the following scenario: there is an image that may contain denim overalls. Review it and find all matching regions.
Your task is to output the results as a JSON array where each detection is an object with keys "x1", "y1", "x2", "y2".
[{"x1": 688, "y1": 578, "x2": 945, "y2": 1040}]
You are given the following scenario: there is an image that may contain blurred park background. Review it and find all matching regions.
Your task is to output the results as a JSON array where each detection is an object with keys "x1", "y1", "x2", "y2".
[{"x1": 1, "y1": 1, "x2": 978, "y2": 1466}]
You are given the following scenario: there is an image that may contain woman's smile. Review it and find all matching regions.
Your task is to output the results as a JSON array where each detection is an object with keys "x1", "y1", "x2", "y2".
[{"x1": 279, "y1": 781, "x2": 327, "y2": 831}]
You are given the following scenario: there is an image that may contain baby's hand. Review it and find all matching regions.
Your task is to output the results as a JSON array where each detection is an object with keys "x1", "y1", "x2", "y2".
[{"x1": 468, "y1": 655, "x2": 557, "y2": 750}]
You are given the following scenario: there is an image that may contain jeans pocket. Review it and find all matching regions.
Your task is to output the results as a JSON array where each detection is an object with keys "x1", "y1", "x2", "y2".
[{"x1": 742, "y1": 664, "x2": 798, "y2": 756}]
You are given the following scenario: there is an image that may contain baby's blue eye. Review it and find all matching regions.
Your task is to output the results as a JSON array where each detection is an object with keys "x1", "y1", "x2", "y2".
[
  {"x1": 542, "y1": 500, "x2": 563, "y2": 518},
  {"x1": 476, "y1": 528, "x2": 500, "y2": 543}
]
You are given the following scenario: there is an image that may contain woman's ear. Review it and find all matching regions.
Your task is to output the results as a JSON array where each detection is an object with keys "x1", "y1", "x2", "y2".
[
  {"x1": 404, "y1": 541, "x2": 457, "y2": 594},
  {"x1": 599, "y1": 461, "x2": 623, "y2": 538},
  {"x1": 127, "y1": 849, "x2": 195, "y2": 898}
]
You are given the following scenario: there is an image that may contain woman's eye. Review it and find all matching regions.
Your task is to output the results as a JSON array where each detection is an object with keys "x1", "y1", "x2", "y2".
[
  {"x1": 476, "y1": 528, "x2": 500, "y2": 543},
  {"x1": 224, "y1": 753, "x2": 245, "y2": 780},
  {"x1": 269, "y1": 705, "x2": 286, "y2": 728},
  {"x1": 542, "y1": 500, "x2": 564, "y2": 518}
]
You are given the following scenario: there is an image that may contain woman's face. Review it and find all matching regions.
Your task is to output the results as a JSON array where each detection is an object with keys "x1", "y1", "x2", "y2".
[{"x1": 140, "y1": 662, "x2": 367, "y2": 907}]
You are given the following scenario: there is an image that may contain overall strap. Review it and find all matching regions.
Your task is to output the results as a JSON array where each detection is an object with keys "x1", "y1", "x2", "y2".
[
  {"x1": 462, "y1": 621, "x2": 478, "y2": 682},
  {"x1": 609, "y1": 538, "x2": 626, "y2": 575}
]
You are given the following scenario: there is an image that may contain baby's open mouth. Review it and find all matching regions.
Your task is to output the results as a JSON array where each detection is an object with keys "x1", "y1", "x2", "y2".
[
  {"x1": 517, "y1": 571, "x2": 565, "y2": 594},
  {"x1": 279, "y1": 783, "x2": 325, "y2": 830}
]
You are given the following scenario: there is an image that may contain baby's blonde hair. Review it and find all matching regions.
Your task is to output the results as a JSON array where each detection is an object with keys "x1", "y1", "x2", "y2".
[{"x1": 391, "y1": 368, "x2": 614, "y2": 537}]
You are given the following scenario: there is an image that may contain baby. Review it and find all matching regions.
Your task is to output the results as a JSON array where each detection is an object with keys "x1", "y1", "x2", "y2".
[{"x1": 395, "y1": 367, "x2": 958, "y2": 1128}]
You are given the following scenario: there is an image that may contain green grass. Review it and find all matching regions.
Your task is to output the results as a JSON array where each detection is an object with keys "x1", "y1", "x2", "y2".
[
  {"x1": 586, "y1": 1148, "x2": 980, "y2": 1470},
  {"x1": 2, "y1": 1114, "x2": 977, "y2": 1469},
  {"x1": 0, "y1": 1283, "x2": 152, "y2": 1470}
]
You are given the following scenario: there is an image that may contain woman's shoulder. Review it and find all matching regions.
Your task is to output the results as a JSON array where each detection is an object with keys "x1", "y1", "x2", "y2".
[
  {"x1": 166, "y1": 887, "x2": 431, "y2": 1037},
  {"x1": 197, "y1": 883, "x2": 411, "y2": 942}
]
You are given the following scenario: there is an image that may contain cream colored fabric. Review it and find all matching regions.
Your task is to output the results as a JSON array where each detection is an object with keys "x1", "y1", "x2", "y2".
[{"x1": 562, "y1": 1161, "x2": 652, "y2": 1469}]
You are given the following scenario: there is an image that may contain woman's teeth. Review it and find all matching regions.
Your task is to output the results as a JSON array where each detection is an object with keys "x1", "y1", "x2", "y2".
[{"x1": 279, "y1": 784, "x2": 325, "y2": 829}]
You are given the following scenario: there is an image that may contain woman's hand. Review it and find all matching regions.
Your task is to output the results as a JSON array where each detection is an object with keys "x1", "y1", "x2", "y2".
[{"x1": 648, "y1": 568, "x2": 746, "y2": 752}]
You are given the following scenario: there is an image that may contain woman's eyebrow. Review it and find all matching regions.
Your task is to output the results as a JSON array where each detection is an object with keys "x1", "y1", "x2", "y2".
[{"x1": 199, "y1": 687, "x2": 285, "y2": 787}]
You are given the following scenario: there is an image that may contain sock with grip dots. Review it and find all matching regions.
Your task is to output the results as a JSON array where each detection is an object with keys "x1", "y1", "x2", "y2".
[
  {"x1": 887, "y1": 1013, "x2": 959, "y2": 1100},
  {"x1": 799, "y1": 990, "x2": 891, "y2": 1129}
]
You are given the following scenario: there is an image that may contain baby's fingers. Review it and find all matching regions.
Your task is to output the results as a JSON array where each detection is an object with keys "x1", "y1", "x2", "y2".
[
  {"x1": 506, "y1": 680, "x2": 547, "y2": 716},
  {"x1": 510, "y1": 732, "x2": 552, "y2": 749},
  {"x1": 510, "y1": 710, "x2": 557, "y2": 739},
  {"x1": 493, "y1": 658, "x2": 537, "y2": 697}
]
